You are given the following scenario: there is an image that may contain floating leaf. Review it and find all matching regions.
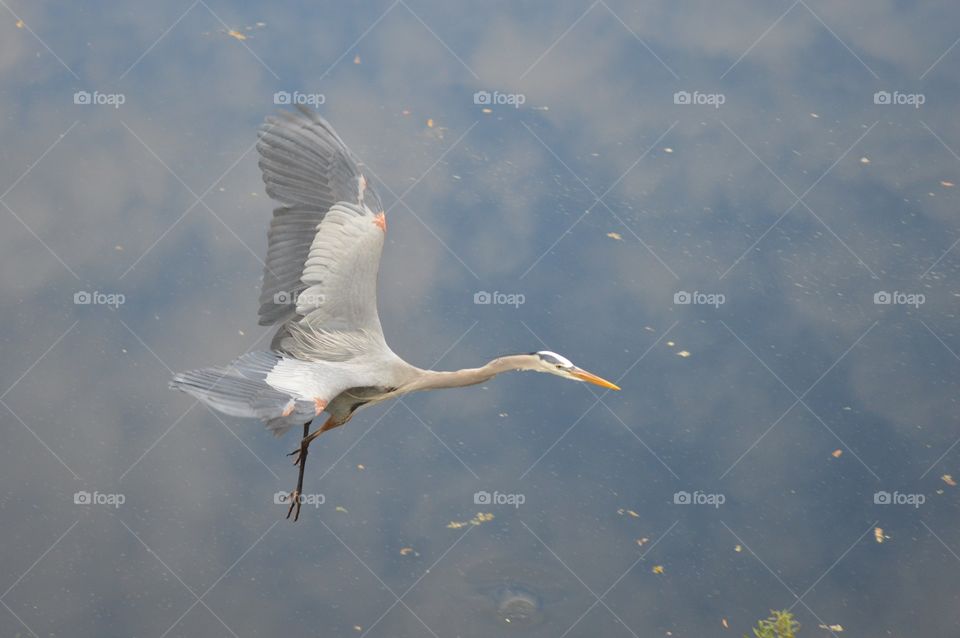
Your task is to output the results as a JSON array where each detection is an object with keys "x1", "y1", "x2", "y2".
[
  {"x1": 607, "y1": 232, "x2": 623, "y2": 241},
  {"x1": 447, "y1": 512, "x2": 494, "y2": 529},
  {"x1": 652, "y1": 565, "x2": 664, "y2": 574},
  {"x1": 942, "y1": 474, "x2": 956, "y2": 487}
]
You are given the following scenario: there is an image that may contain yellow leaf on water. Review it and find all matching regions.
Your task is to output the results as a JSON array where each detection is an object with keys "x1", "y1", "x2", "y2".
[
  {"x1": 721, "y1": 618, "x2": 729, "y2": 629},
  {"x1": 734, "y1": 544, "x2": 742, "y2": 552},
  {"x1": 353, "y1": 54, "x2": 361, "y2": 64},
  {"x1": 859, "y1": 156, "x2": 870, "y2": 164},
  {"x1": 15, "y1": 18, "x2": 24, "y2": 28},
  {"x1": 941, "y1": 180, "x2": 955, "y2": 187},
  {"x1": 874, "y1": 527, "x2": 885, "y2": 543},
  {"x1": 942, "y1": 474, "x2": 957, "y2": 486},
  {"x1": 426, "y1": 118, "x2": 434, "y2": 128},
  {"x1": 832, "y1": 449, "x2": 843, "y2": 458},
  {"x1": 448, "y1": 512, "x2": 494, "y2": 529},
  {"x1": 607, "y1": 232, "x2": 623, "y2": 241},
  {"x1": 652, "y1": 565, "x2": 664, "y2": 574},
  {"x1": 677, "y1": 350, "x2": 691, "y2": 358},
  {"x1": 400, "y1": 547, "x2": 414, "y2": 556},
  {"x1": 819, "y1": 624, "x2": 844, "y2": 632},
  {"x1": 472, "y1": 512, "x2": 494, "y2": 524},
  {"x1": 227, "y1": 29, "x2": 247, "y2": 40},
  {"x1": 335, "y1": 505, "x2": 348, "y2": 513}
]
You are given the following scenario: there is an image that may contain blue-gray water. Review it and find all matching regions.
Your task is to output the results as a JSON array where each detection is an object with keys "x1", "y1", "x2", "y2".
[{"x1": 2, "y1": 2, "x2": 959, "y2": 636}]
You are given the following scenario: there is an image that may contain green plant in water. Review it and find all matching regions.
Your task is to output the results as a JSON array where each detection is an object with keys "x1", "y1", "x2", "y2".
[{"x1": 745, "y1": 610, "x2": 800, "y2": 638}]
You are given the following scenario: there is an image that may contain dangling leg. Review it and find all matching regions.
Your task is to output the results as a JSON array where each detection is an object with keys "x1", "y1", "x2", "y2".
[
  {"x1": 285, "y1": 415, "x2": 349, "y2": 521},
  {"x1": 286, "y1": 420, "x2": 312, "y2": 521}
]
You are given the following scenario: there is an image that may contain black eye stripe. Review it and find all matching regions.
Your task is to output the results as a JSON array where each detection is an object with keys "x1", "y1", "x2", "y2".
[{"x1": 536, "y1": 350, "x2": 574, "y2": 368}]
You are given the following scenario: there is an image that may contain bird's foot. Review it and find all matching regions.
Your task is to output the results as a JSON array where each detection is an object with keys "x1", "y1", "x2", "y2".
[
  {"x1": 285, "y1": 490, "x2": 302, "y2": 521},
  {"x1": 287, "y1": 447, "x2": 304, "y2": 467}
]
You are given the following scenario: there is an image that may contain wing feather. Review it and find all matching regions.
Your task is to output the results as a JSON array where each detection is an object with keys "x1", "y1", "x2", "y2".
[{"x1": 256, "y1": 107, "x2": 383, "y2": 328}]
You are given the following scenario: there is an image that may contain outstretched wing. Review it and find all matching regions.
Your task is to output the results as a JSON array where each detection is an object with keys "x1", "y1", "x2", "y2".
[{"x1": 256, "y1": 107, "x2": 385, "y2": 332}]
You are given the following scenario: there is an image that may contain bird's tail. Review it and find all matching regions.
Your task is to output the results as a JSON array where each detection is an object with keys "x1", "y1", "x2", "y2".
[{"x1": 169, "y1": 351, "x2": 315, "y2": 436}]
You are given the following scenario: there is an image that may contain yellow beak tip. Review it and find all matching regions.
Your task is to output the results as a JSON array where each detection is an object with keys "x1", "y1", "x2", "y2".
[{"x1": 573, "y1": 370, "x2": 621, "y2": 391}]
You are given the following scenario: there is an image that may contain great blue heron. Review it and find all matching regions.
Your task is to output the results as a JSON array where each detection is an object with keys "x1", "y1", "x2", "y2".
[{"x1": 170, "y1": 107, "x2": 620, "y2": 520}]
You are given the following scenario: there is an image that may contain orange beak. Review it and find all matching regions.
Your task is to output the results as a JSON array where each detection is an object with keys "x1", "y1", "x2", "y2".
[{"x1": 571, "y1": 368, "x2": 621, "y2": 391}]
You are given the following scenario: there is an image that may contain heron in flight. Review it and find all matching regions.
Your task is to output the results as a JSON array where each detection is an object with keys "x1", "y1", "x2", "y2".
[{"x1": 171, "y1": 107, "x2": 620, "y2": 520}]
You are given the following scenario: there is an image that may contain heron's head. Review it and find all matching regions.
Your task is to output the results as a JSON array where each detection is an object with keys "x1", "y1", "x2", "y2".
[{"x1": 530, "y1": 351, "x2": 620, "y2": 390}]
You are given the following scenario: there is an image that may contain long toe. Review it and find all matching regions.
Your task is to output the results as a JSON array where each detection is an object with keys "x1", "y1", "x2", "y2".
[{"x1": 286, "y1": 491, "x2": 299, "y2": 520}]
